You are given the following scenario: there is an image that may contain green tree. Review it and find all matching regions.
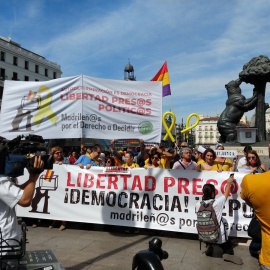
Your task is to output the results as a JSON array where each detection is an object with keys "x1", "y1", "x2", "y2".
[{"x1": 239, "y1": 55, "x2": 270, "y2": 142}]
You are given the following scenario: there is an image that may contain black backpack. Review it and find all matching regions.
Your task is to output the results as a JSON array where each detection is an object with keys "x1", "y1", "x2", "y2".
[{"x1": 196, "y1": 200, "x2": 220, "y2": 246}]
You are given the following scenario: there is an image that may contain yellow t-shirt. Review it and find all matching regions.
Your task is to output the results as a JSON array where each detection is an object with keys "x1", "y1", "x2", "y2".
[
  {"x1": 241, "y1": 171, "x2": 270, "y2": 267},
  {"x1": 196, "y1": 161, "x2": 221, "y2": 171},
  {"x1": 216, "y1": 158, "x2": 233, "y2": 171},
  {"x1": 197, "y1": 159, "x2": 205, "y2": 165},
  {"x1": 122, "y1": 163, "x2": 139, "y2": 168},
  {"x1": 144, "y1": 164, "x2": 162, "y2": 169},
  {"x1": 145, "y1": 155, "x2": 170, "y2": 169}
]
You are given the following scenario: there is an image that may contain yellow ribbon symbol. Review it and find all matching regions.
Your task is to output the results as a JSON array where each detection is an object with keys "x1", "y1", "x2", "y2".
[
  {"x1": 33, "y1": 85, "x2": 58, "y2": 127},
  {"x1": 162, "y1": 111, "x2": 176, "y2": 142},
  {"x1": 181, "y1": 113, "x2": 200, "y2": 139}
]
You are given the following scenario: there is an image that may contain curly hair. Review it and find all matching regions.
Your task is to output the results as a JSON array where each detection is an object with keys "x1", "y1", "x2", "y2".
[
  {"x1": 148, "y1": 151, "x2": 161, "y2": 165},
  {"x1": 105, "y1": 156, "x2": 115, "y2": 166},
  {"x1": 49, "y1": 146, "x2": 63, "y2": 155},
  {"x1": 202, "y1": 148, "x2": 216, "y2": 160}
]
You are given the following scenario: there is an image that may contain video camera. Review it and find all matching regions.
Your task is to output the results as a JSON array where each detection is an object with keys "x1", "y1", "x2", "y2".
[{"x1": 0, "y1": 134, "x2": 54, "y2": 178}]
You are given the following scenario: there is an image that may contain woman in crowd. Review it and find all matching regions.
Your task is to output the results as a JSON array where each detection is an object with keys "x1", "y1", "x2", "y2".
[
  {"x1": 69, "y1": 151, "x2": 78, "y2": 165},
  {"x1": 50, "y1": 146, "x2": 69, "y2": 165},
  {"x1": 122, "y1": 151, "x2": 140, "y2": 168},
  {"x1": 196, "y1": 148, "x2": 222, "y2": 172},
  {"x1": 49, "y1": 146, "x2": 68, "y2": 231},
  {"x1": 193, "y1": 147, "x2": 204, "y2": 165},
  {"x1": 246, "y1": 150, "x2": 266, "y2": 173},
  {"x1": 105, "y1": 156, "x2": 115, "y2": 167},
  {"x1": 144, "y1": 151, "x2": 162, "y2": 168},
  {"x1": 145, "y1": 145, "x2": 174, "y2": 169},
  {"x1": 215, "y1": 143, "x2": 237, "y2": 171}
]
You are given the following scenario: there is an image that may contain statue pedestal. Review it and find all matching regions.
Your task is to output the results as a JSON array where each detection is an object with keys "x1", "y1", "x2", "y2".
[{"x1": 237, "y1": 127, "x2": 257, "y2": 144}]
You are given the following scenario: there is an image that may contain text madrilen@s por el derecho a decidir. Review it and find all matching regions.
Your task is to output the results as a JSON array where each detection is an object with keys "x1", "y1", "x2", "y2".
[{"x1": 61, "y1": 122, "x2": 135, "y2": 132}]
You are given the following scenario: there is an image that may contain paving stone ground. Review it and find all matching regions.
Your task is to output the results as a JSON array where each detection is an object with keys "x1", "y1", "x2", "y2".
[{"x1": 24, "y1": 222, "x2": 259, "y2": 270}]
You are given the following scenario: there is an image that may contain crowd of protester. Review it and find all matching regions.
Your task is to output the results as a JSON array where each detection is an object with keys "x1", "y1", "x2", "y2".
[
  {"x1": 35, "y1": 140, "x2": 267, "y2": 174},
  {"x1": 24, "y1": 141, "x2": 266, "y2": 248},
  {"x1": 13, "y1": 139, "x2": 269, "y2": 267}
]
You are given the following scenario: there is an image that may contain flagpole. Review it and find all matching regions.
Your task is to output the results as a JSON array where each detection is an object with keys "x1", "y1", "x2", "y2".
[{"x1": 170, "y1": 94, "x2": 178, "y2": 144}]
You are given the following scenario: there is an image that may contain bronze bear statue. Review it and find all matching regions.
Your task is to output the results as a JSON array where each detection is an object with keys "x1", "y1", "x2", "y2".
[{"x1": 217, "y1": 79, "x2": 257, "y2": 143}]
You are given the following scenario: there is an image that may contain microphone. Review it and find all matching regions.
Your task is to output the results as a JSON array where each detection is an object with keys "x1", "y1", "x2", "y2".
[{"x1": 250, "y1": 160, "x2": 258, "y2": 167}]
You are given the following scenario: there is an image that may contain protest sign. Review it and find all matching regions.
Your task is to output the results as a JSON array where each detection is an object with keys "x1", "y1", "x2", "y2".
[
  {"x1": 0, "y1": 76, "x2": 162, "y2": 142},
  {"x1": 16, "y1": 166, "x2": 252, "y2": 237},
  {"x1": 113, "y1": 139, "x2": 141, "y2": 148},
  {"x1": 215, "y1": 150, "x2": 238, "y2": 158}
]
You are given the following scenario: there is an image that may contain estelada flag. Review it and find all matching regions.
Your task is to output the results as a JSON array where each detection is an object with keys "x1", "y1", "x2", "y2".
[{"x1": 151, "y1": 61, "x2": 171, "y2": 97}]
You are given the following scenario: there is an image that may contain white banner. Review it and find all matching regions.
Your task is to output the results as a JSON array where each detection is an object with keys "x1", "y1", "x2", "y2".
[
  {"x1": 16, "y1": 166, "x2": 252, "y2": 238},
  {"x1": 0, "y1": 76, "x2": 162, "y2": 141}
]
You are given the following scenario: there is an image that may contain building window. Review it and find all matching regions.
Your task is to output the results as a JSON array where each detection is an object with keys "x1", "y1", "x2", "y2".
[
  {"x1": 0, "y1": 68, "x2": 5, "y2": 80},
  {"x1": 25, "y1": 61, "x2": 29, "y2": 70},
  {"x1": 13, "y1": 56, "x2": 18, "y2": 66},
  {"x1": 0, "y1": 52, "x2": 5, "y2": 62},
  {"x1": 12, "y1": 72, "x2": 18, "y2": 80},
  {"x1": 45, "y1": 68, "x2": 48, "y2": 77},
  {"x1": 0, "y1": 86, "x2": 3, "y2": 100},
  {"x1": 35, "y1": 79, "x2": 39, "y2": 81},
  {"x1": 25, "y1": 76, "x2": 29, "y2": 81},
  {"x1": 53, "y1": 72, "x2": 56, "y2": 79},
  {"x1": 35, "y1": 65, "x2": 39, "y2": 73}
]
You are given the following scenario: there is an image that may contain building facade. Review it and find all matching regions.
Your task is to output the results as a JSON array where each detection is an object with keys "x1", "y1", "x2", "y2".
[
  {"x1": 0, "y1": 36, "x2": 62, "y2": 108},
  {"x1": 194, "y1": 115, "x2": 220, "y2": 147},
  {"x1": 194, "y1": 114, "x2": 250, "y2": 147}
]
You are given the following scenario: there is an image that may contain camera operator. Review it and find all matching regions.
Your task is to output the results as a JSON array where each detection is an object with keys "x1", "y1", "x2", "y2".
[{"x1": 0, "y1": 156, "x2": 44, "y2": 256}]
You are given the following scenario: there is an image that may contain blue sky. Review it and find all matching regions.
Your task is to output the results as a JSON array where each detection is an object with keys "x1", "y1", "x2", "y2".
[{"x1": 1, "y1": 0, "x2": 270, "y2": 126}]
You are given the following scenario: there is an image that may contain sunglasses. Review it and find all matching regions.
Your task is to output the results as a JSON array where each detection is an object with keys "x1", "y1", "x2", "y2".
[
  {"x1": 106, "y1": 160, "x2": 111, "y2": 163},
  {"x1": 55, "y1": 151, "x2": 63, "y2": 155},
  {"x1": 152, "y1": 157, "x2": 159, "y2": 160},
  {"x1": 248, "y1": 156, "x2": 256, "y2": 160}
]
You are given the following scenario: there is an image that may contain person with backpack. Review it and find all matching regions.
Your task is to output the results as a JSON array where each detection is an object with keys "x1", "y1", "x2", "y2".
[{"x1": 195, "y1": 174, "x2": 243, "y2": 265}]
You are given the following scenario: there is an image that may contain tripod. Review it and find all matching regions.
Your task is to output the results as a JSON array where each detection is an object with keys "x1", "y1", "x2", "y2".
[{"x1": 0, "y1": 222, "x2": 27, "y2": 269}]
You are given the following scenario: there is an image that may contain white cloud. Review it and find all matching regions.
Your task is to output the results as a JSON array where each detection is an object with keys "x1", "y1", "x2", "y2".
[{"x1": 2, "y1": 0, "x2": 270, "y2": 125}]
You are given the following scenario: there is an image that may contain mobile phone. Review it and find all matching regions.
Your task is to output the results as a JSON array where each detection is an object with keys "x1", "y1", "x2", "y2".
[{"x1": 230, "y1": 173, "x2": 234, "y2": 177}]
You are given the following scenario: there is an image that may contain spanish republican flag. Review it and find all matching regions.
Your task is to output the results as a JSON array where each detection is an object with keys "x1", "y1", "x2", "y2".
[{"x1": 151, "y1": 61, "x2": 171, "y2": 97}]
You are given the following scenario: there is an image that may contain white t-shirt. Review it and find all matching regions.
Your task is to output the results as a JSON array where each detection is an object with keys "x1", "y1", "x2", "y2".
[
  {"x1": 237, "y1": 156, "x2": 247, "y2": 171},
  {"x1": 0, "y1": 176, "x2": 23, "y2": 253},
  {"x1": 196, "y1": 195, "x2": 227, "y2": 244}
]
